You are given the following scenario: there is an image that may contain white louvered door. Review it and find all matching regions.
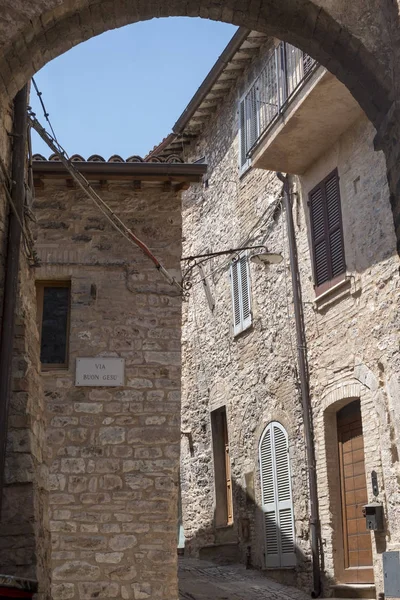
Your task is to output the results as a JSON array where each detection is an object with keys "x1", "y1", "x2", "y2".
[{"x1": 259, "y1": 422, "x2": 296, "y2": 568}]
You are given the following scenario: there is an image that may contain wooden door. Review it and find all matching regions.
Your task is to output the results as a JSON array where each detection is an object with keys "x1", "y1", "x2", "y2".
[
  {"x1": 337, "y1": 401, "x2": 374, "y2": 584},
  {"x1": 223, "y1": 414, "x2": 233, "y2": 525}
]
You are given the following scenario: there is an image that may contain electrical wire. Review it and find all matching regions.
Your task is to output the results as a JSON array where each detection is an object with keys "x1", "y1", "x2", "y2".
[
  {"x1": 0, "y1": 155, "x2": 38, "y2": 264},
  {"x1": 185, "y1": 195, "x2": 283, "y2": 290},
  {"x1": 29, "y1": 80, "x2": 183, "y2": 294},
  {"x1": 31, "y1": 77, "x2": 60, "y2": 145}
]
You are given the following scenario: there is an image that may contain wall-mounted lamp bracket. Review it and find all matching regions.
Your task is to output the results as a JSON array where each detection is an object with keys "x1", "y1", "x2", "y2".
[{"x1": 180, "y1": 245, "x2": 268, "y2": 300}]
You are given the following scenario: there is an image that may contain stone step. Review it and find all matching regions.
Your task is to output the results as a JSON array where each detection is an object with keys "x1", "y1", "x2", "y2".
[
  {"x1": 326, "y1": 597, "x2": 375, "y2": 600},
  {"x1": 330, "y1": 584, "x2": 376, "y2": 599}
]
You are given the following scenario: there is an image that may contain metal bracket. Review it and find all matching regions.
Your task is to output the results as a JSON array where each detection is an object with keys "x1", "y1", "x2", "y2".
[{"x1": 181, "y1": 245, "x2": 267, "y2": 300}]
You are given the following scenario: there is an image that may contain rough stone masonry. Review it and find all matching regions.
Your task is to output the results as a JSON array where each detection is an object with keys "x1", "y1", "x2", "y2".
[{"x1": 24, "y1": 159, "x2": 200, "y2": 600}]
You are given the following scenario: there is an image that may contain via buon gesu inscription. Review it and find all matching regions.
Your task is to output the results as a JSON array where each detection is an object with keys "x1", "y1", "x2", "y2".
[{"x1": 75, "y1": 357, "x2": 125, "y2": 386}]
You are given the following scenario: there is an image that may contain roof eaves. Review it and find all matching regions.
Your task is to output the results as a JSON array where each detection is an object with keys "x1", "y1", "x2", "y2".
[{"x1": 172, "y1": 26, "x2": 251, "y2": 135}]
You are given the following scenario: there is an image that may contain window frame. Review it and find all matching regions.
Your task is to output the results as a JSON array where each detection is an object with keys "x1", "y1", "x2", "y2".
[
  {"x1": 36, "y1": 280, "x2": 71, "y2": 370},
  {"x1": 308, "y1": 168, "x2": 346, "y2": 297},
  {"x1": 230, "y1": 252, "x2": 252, "y2": 337},
  {"x1": 238, "y1": 85, "x2": 260, "y2": 176}
]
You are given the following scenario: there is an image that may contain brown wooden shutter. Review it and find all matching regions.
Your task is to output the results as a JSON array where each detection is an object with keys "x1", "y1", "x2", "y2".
[{"x1": 309, "y1": 169, "x2": 345, "y2": 293}]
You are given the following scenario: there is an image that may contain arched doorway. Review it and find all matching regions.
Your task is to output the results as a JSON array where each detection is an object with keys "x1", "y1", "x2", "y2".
[{"x1": 336, "y1": 400, "x2": 373, "y2": 584}]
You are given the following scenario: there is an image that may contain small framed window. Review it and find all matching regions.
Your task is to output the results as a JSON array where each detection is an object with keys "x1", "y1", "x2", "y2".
[
  {"x1": 230, "y1": 253, "x2": 252, "y2": 336},
  {"x1": 308, "y1": 169, "x2": 346, "y2": 296},
  {"x1": 239, "y1": 86, "x2": 259, "y2": 174},
  {"x1": 36, "y1": 281, "x2": 71, "y2": 369}
]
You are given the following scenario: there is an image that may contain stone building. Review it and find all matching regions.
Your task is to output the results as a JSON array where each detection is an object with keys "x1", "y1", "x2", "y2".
[
  {"x1": 1, "y1": 3, "x2": 400, "y2": 599},
  {"x1": 2, "y1": 153, "x2": 204, "y2": 599},
  {"x1": 150, "y1": 29, "x2": 400, "y2": 597}
]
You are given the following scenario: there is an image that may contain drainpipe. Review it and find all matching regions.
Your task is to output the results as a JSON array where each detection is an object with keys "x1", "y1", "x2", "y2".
[
  {"x1": 276, "y1": 172, "x2": 321, "y2": 598},
  {"x1": 0, "y1": 85, "x2": 29, "y2": 519}
]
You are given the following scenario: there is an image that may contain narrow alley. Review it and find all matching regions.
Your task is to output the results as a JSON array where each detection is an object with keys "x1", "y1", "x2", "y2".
[{"x1": 178, "y1": 559, "x2": 311, "y2": 600}]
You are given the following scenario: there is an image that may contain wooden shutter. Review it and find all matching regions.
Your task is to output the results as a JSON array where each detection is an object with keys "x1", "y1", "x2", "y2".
[
  {"x1": 223, "y1": 415, "x2": 234, "y2": 525},
  {"x1": 239, "y1": 87, "x2": 259, "y2": 172},
  {"x1": 303, "y1": 52, "x2": 314, "y2": 76},
  {"x1": 239, "y1": 98, "x2": 247, "y2": 170},
  {"x1": 259, "y1": 422, "x2": 296, "y2": 568},
  {"x1": 230, "y1": 254, "x2": 252, "y2": 336},
  {"x1": 260, "y1": 427, "x2": 280, "y2": 567},
  {"x1": 309, "y1": 169, "x2": 345, "y2": 293},
  {"x1": 239, "y1": 254, "x2": 252, "y2": 331},
  {"x1": 274, "y1": 424, "x2": 296, "y2": 566},
  {"x1": 246, "y1": 86, "x2": 258, "y2": 151},
  {"x1": 230, "y1": 259, "x2": 242, "y2": 335}
]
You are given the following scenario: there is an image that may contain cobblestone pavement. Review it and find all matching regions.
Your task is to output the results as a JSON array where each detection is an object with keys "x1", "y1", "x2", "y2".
[{"x1": 178, "y1": 558, "x2": 311, "y2": 600}]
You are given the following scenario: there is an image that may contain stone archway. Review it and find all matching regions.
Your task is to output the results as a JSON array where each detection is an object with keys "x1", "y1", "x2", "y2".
[
  {"x1": 0, "y1": 0, "x2": 399, "y2": 248},
  {"x1": 0, "y1": 1, "x2": 400, "y2": 598},
  {"x1": 0, "y1": 0, "x2": 392, "y2": 121}
]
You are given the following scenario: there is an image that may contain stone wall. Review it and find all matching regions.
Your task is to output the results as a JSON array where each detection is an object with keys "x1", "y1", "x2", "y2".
[
  {"x1": 180, "y1": 38, "x2": 313, "y2": 591},
  {"x1": 1, "y1": 252, "x2": 50, "y2": 589},
  {"x1": 33, "y1": 180, "x2": 183, "y2": 600},
  {"x1": 298, "y1": 114, "x2": 400, "y2": 592},
  {"x1": 0, "y1": 102, "x2": 50, "y2": 596},
  {"x1": 180, "y1": 37, "x2": 400, "y2": 596},
  {"x1": 1, "y1": 0, "x2": 400, "y2": 255}
]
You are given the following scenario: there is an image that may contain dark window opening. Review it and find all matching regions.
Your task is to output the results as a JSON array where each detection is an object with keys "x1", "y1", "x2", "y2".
[
  {"x1": 37, "y1": 282, "x2": 70, "y2": 368},
  {"x1": 211, "y1": 406, "x2": 233, "y2": 527}
]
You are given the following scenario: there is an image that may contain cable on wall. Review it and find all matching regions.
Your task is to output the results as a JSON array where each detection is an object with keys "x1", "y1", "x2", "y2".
[{"x1": 29, "y1": 79, "x2": 183, "y2": 294}]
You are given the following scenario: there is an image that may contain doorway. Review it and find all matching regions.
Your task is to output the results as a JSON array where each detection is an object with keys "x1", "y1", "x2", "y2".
[{"x1": 337, "y1": 400, "x2": 374, "y2": 584}]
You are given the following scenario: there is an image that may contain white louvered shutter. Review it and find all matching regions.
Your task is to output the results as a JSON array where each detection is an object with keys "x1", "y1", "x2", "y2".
[
  {"x1": 260, "y1": 427, "x2": 280, "y2": 567},
  {"x1": 230, "y1": 254, "x2": 252, "y2": 336},
  {"x1": 259, "y1": 422, "x2": 296, "y2": 568},
  {"x1": 230, "y1": 259, "x2": 242, "y2": 336},
  {"x1": 238, "y1": 98, "x2": 248, "y2": 170},
  {"x1": 239, "y1": 254, "x2": 252, "y2": 331},
  {"x1": 246, "y1": 85, "x2": 259, "y2": 151},
  {"x1": 273, "y1": 424, "x2": 296, "y2": 566}
]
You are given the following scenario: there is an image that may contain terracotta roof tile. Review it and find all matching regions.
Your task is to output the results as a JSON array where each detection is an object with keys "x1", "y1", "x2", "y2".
[{"x1": 33, "y1": 153, "x2": 183, "y2": 164}]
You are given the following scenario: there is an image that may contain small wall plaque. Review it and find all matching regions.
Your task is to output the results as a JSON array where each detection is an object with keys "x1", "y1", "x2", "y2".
[{"x1": 75, "y1": 358, "x2": 125, "y2": 387}]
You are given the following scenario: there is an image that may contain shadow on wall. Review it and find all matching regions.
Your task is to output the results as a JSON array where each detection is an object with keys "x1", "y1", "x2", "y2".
[{"x1": 180, "y1": 476, "x2": 321, "y2": 592}]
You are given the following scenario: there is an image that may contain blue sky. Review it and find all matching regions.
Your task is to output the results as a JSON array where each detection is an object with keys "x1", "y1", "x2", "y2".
[{"x1": 30, "y1": 18, "x2": 237, "y2": 159}]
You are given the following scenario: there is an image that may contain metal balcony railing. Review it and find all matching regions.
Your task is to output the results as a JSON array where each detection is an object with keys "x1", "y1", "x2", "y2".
[{"x1": 244, "y1": 42, "x2": 317, "y2": 160}]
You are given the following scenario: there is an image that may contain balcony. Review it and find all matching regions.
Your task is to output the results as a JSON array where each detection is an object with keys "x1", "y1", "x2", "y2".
[{"x1": 246, "y1": 42, "x2": 363, "y2": 175}]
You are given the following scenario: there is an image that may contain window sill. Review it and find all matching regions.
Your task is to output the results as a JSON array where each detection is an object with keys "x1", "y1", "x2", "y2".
[
  {"x1": 233, "y1": 323, "x2": 253, "y2": 339},
  {"x1": 314, "y1": 275, "x2": 351, "y2": 309},
  {"x1": 41, "y1": 365, "x2": 69, "y2": 374}
]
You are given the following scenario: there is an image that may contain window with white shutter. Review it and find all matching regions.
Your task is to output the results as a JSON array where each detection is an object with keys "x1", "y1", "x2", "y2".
[
  {"x1": 259, "y1": 422, "x2": 296, "y2": 568},
  {"x1": 230, "y1": 253, "x2": 252, "y2": 336},
  {"x1": 238, "y1": 87, "x2": 259, "y2": 174}
]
